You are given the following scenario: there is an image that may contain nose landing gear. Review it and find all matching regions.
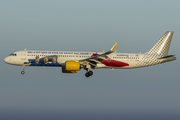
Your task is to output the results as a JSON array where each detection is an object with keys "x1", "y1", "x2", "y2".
[{"x1": 21, "y1": 65, "x2": 25, "y2": 75}]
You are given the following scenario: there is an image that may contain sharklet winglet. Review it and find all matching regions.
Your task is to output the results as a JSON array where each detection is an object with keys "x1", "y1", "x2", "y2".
[{"x1": 110, "y1": 42, "x2": 118, "y2": 52}]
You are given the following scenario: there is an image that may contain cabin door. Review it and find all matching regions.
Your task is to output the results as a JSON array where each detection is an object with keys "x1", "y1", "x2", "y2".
[{"x1": 21, "y1": 51, "x2": 26, "y2": 60}]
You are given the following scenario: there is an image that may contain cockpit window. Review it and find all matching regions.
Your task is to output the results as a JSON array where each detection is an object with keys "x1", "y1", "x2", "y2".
[{"x1": 9, "y1": 53, "x2": 17, "y2": 56}]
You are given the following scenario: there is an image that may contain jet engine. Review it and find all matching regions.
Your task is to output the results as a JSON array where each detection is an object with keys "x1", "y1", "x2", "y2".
[{"x1": 62, "y1": 61, "x2": 80, "y2": 73}]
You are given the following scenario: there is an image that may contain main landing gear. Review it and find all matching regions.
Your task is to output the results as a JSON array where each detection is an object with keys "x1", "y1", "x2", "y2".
[
  {"x1": 84, "y1": 64, "x2": 93, "y2": 77},
  {"x1": 85, "y1": 71, "x2": 93, "y2": 77},
  {"x1": 21, "y1": 65, "x2": 25, "y2": 75}
]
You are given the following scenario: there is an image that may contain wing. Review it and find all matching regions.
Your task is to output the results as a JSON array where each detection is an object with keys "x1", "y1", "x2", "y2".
[{"x1": 79, "y1": 42, "x2": 118, "y2": 67}]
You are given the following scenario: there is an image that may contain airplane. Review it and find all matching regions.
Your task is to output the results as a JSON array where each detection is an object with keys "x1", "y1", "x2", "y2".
[{"x1": 4, "y1": 31, "x2": 176, "y2": 77}]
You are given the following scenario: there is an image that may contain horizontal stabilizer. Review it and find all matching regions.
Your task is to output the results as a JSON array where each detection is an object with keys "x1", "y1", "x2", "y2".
[
  {"x1": 157, "y1": 55, "x2": 175, "y2": 59},
  {"x1": 157, "y1": 55, "x2": 176, "y2": 63}
]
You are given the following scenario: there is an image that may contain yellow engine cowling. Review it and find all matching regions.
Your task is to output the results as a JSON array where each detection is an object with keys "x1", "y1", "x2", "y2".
[
  {"x1": 61, "y1": 61, "x2": 80, "y2": 73},
  {"x1": 65, "y1": 61, "x2": 80, "y2": 71}
]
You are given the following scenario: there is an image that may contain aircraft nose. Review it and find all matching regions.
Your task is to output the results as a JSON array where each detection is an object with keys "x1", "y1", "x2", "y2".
[
  {"x1": 4, "y1": 57, "x2": 8, "y2": 63},
  {"x1": 4, "y1": 57, "x2": 11, "y2": 64}
]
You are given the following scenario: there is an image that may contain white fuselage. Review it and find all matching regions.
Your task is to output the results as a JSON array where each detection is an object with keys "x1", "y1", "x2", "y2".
[{"x1": 4, "y1": 50, "x2": 145, "y2": 69}]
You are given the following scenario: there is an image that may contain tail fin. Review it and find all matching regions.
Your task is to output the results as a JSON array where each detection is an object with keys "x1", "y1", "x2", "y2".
[{"x1": 148, "y1": 31, "x2": 174, "y2": 56}]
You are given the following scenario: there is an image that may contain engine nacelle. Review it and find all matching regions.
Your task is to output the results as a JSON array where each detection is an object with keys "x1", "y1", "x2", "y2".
[
  {"x1": 65, "y1": 61, "x2": 80, "y2": 71},
  {"x1": 61, "y1": 61, "x2": 80, "y2": 73},
  {"x1": 62, "y1": 66, "x2": 77, "y2": 73}
]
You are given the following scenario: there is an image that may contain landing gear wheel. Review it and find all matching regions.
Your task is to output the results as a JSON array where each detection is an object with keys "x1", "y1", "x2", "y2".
[
  {"x1": 85, "y1": 72, "x2": 90, "y2": 77},
  {"x1": 88, "y1": 71, "x2": 93, "y2": 76},
  {"x1": 21, "y1": 71, "x2": 25, "y2": 75}
]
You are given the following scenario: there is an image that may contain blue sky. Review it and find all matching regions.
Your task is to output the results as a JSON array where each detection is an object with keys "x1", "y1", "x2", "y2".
[{"x1": 0, "y1": 0, "x2": 180, "y2": 119}]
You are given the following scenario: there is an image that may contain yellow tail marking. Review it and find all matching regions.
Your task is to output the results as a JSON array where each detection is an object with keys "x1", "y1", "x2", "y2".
[{"x1": 102, "y1": 50, "x2": 105, "y2": 52}]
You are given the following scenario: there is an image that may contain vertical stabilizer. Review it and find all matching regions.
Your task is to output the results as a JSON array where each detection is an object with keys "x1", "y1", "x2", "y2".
[{"x1": 148, "y1": 31, "x2": 174, "y2": 56}]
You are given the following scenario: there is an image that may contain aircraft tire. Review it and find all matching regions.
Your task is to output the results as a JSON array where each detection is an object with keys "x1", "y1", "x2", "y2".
[
  {"x1": 21, "y1": 71, "x2": 25, "y2": 75},
  {"x1": 88, "y1": 71, "x2": 93, "y2": 76},
  {"x1": 85, "y1": 72, "x2": 90, "y2": 77}
]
